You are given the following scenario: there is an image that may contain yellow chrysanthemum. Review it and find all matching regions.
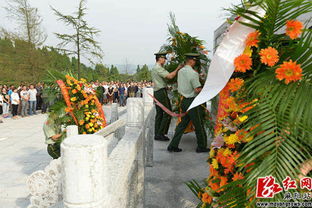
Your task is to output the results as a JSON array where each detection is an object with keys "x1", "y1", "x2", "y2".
[
  {"x1": 70, "y1": 97, "x2": 77, "y2": 102},
  {"x1": 238, "y1": 115, "x2": 248, "y2": 122},
  {"x1": 244, "y1": 136, "x2": 254, "y2": 142},
  {"x1": 209, "y1": 149, "x2": 215, "y2": 158},
  {"x1": 223, "y1": 148, "x2": 232, "y2": 156},
  {"x1": 212, "y1": 159, "x2": 219, "y2": 169},
  {"x1": 225, "y1": 134, "x2": 239, "y2": 145}
]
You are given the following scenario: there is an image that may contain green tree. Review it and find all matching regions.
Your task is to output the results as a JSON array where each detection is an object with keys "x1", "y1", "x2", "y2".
[
  {"x1": 136, "y1": 64, "x2": 151, "y2": 81},
  {"x1": 3, "y1": 0, "x2": 47, "y2": 46},
  {"x1": 51, "y1": 0, "x2": 103, "y2": 79},
  {"x1": 109, "y1": 65, "x2": 120, "y2": 81}
]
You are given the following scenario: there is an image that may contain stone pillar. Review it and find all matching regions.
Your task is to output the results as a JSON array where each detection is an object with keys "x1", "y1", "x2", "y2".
[
  {"x1": 126, "y1": 98, "x2": 144, "y2": 127},
  {"x1": 142, "y1": 87, "x2": 154, "y2": 168},
  {"x1": 142, "y1": 88, "x2": 153, "y2": 105},
  {"x1": 61, "y1": 135, "x2": 108, "y2": 208},
  {"x1": 110, "y1": 103, "x2": 119, "y2": 123},
  {"x1": 66, "y1": 125, "x2": 79, "y2": 137}
]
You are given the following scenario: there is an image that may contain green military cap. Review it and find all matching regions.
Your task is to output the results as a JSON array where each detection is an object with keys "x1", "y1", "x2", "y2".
[
  {"x1": 154, "y1": 52, "x2": 167, "y2": 59},
  {"x1": 185, "y1": 53, "x2": 200, "y2": 60}
]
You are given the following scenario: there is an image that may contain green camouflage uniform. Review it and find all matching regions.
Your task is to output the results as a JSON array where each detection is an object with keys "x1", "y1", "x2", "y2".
[
  {"x1": 151, "y1": 63, "x2": 172, "y2": 136},
  {"x1": 168, "y1": 65, "x2": 207, "y2": 149}
]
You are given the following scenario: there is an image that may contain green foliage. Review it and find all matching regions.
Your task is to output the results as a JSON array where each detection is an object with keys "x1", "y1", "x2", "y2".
[
  {"x1": 161, "y1": 12, "x2": 210, "y2": 77},
  {"x1": 134, "y1": 64, "x2": 151, "y2": 81},
  {"x1": 215, "y1": 0, "x2": 312, "y2": 206},
  {"x1": 0, "y1": 37, "x2": 67, "y2": 84},
  {"x1": 51, "y1": 0, "x2": 103, "y2": 79}
]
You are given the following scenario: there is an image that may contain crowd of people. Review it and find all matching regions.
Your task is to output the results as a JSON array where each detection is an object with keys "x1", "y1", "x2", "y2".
[
  {"x1": 0, "y1": 81, "x2": 153, "y2": 123},
  {"x1": 92, "y1": 81, "x2": 153, "y2": 106}
]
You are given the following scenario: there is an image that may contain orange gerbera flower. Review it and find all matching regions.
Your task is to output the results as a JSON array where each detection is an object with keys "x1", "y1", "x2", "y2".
[
  {"x1": 220, "y1": 176, "x2": 228, "y2": 187},
  {"x1": 236, "y1": 129, "x2": 248, "y2": 141},
  {"x1": 209, "y1": 178, "x2": 220, "y2": 191},
  {"x1": 286, "y1": 20, "x2": 303, "y2": 39},
  {"x1": 228, "y1": 78, "x2": 245, "y2": 92},
  {"x1": 275, "y1": 60, "x2": 303, "y2": 84},
  {"x1": 201, "y1": 192, "x2": 213, "y2": 204},
  {"x1": 245, "y1": 31, "x2": 260, "y2": 47},
  {"x1": 234, "y1": 54, "x2": 252, "y2": 72},
  {"x1": 65, "y1": 106, "x2": 74, "y2": 112},
  {"x1": 79, "y1": 120, "x2": 84, "y2": 125},
  {"x1": 232, "y1": 172, "x2": 245, "y2": 181},
  {"x1": 259, "y1": 47, "x2": 279, "y2": 67},
  {"x1": 72, "y1": 89, "x2": 78, "y2": 94}
]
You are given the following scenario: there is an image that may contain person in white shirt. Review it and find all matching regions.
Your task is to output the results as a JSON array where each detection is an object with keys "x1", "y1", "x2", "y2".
[
  {"x1": 28, "y1": 84, "x2": 37, "y2": 115},
  {"x1": 103, "y1": 83, "x2": 109, "y2": 104},
  {"x1": 20, "y1": 85, "x2": 29, "y2": 117},
  {"x1": 11, "y1": 88, "x2": 20, "y2": 119}
]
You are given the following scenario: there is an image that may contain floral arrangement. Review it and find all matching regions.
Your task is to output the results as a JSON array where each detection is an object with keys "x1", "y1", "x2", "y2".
[
  {"x1": 44, "y1": 71, "x2": 106, "y2": 136},
  {"x1": 160, "y1": 13, "x2": 214, "y2": 134},
  {"x1": 59, "y1": 75, "x2": 106, "y2": 134},
  {"x1": 188, "y1": 0, "x2": 312, "y2": 207}
]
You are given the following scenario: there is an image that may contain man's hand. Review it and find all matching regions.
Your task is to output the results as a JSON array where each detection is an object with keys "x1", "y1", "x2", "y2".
[
  {"x1": 195, "y1": 87, "x2": 202, "y2": 94},
  {"x1": 51, "y1": 134, "x2": 62, "y2": 141},
  {"x1": 176, "y1": 64, "x2": 185, "y2": 71}
]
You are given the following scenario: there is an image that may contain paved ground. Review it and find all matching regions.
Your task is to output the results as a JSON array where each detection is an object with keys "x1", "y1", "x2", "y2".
[
  {"x1": 145, "y1": 120, "x2": 211, "y2": 208},
  {"x1": 0, "y1": 113, "x2": 51, "y2": 208},
  {"x1": 0, "y1": 107, "x2": 210, "y2": 208},
  {"x1": 0, "y1": 107, "x2": 113, "y2": 208}
]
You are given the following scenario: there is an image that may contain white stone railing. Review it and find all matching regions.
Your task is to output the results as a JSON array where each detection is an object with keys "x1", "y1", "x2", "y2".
[{"x1": 26, "y1": 88, "x2": 155, "y2": 208}]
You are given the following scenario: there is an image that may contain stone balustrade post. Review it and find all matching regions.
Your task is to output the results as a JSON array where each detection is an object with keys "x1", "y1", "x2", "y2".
[
  {"x1": 126, "y1": 98, "x2": 144, "y2": 127},
  {"x1": 61, "y1": 135, "x2": 108, "y2": 208},
  {"x1": 110, "y1": 103, "x2": 119, "y2": 123},
  {"x1": 66, "y1": 125, "x2": 79, "y2": 137},
  {"x1": 142, "y1": 87, "x2": 154, "y2": 167}
]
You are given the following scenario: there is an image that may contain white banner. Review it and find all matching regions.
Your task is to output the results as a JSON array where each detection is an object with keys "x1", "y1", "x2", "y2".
[{"x1": 188, "y1": 7, "x2": 265, "y2": 111}]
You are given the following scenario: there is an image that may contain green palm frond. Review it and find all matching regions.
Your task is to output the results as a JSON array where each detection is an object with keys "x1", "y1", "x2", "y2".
[{"x1": 214, "y1": 0, "x2": 312, "y2": 206}]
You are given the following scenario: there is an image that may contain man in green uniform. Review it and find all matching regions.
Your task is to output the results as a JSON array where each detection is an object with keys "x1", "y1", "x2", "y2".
[
  {"x1": 167, "y1": 53, "x2": 209, "y2": 153},
  {"x1": 152, "y1": 52, "x2": 183, "y2": 141},
  {"x1": 43, "y1": 116, "x2": 66, "y2": 159}
]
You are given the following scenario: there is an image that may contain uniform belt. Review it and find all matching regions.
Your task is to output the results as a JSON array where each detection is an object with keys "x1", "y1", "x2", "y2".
[
  {"x1": 155, "y1": 88, "x2": 166, "y2": 92},
  {"x1": 182, "y1": 96, "x2": 195, "y2": 100}
]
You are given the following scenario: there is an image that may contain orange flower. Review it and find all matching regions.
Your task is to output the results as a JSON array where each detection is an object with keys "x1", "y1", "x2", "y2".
[
  {"x1": 228, "y1": 78, "x2": 244, "y2": 92},
  {"x1": 201, "y1": 192, "x2": 212, "y2": 204},
  {"x1": 203, "y1": 50, "x2": 209, "y2": 55},
  {"x1": 232, "y1": 172, "x2": 245, "y2": 181},
  {"x1": 72, "y1": 89, "x2": 78, "y2": 94},
  {"x1": 65, "y1": 107, "x2": 74, "y2": 112},
  {"x1": 70, "y1": 97, "x2": 77, "y2": 102},
  {"x1": 259, "y1": 47, "x2": 279, "y2": 67},
  {"x1": 275, "y1": 60, "x2": 303, "y2": 84},
  {"x1": 85, "y1": 124, "x2": 90, "y2": 129},
  {"x1": 220, "y1": 176, "x2": 228, "y2": 187},
  {"x1": 209, "y1": 178, "x2": 220, "y2": 192},
  {"x1": 245, "y1": 31, "x2": 260, "y2": 47},
  {"x1": 210, "y1": 165, "x2": 219, "y2": 177},
  {"x1": 234, "y1": 54, "x2": 252, "y2": 72},
  {"x1": 199, "y1": 45, "x2": 205, "y2": 49},
  {"x1": 79, "y1": 120, "x2": 84, "y2": 125},
  {"x1": 286, "y1": 20, "x2": 303, "y2": 39},
  {"x1": 236, "y1": 129, "x2": 248, "y2": 141}
]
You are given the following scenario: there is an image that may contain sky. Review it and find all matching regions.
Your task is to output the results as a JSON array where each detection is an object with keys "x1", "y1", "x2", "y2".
[{"x1": 0, "y1": 0, "x2": 241, "y2": 66}]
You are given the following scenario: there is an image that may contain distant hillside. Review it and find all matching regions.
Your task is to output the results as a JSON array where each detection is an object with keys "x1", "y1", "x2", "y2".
[{"x1": 107, "y1": 64, "x2": 154, "y2": 74}]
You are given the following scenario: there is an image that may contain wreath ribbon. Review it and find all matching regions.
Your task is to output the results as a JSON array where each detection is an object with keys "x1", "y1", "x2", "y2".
[
  {"x1": 148, "y1": 93, "x2": 186, "y2": 117},
  {"x1": 56, "y1": 80, "x2": 78, "y2": 125}
]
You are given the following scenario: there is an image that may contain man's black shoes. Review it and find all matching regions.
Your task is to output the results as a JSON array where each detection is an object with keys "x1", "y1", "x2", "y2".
[
  {"x1": 167, "y1": 146, "x2": 182, "y2": 152},
  {"x1": 196, "y1": 147, "x2": 210, "y2": 153},
  {"x1": 154, "y1": 134, "x2": 170, "y2": 141}
]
